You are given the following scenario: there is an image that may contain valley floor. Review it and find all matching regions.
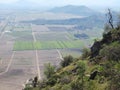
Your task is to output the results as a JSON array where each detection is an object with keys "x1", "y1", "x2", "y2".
[{"x1": 0, "y1": 50, "x2": 61, "y2": 90}]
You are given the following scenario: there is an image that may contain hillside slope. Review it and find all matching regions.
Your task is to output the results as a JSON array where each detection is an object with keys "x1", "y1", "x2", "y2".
[{"x1": 24, "y1": 14, "x2": 120, "y2": 90}]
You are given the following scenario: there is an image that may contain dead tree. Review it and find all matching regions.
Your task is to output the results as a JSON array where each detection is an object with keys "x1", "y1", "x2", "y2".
[{"x1": 107, "y1": 9, "x2": 114, "y2": 29}]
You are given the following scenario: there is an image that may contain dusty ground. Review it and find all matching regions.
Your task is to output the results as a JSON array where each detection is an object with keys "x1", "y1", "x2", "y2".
[
  {"x1": 0, "y1": 49, "x2": 61, "y2": 90},
  {"x1": 0, "y1": 32, "x2": 61, "y2": 90},
  {"x1": 0, "y1": 13, "x2": 82, "y2": 90}
]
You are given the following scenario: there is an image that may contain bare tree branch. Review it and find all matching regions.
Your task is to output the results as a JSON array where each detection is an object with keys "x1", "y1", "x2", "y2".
[{"x1": 107, "y1": 9, "x2": 114, "y2": 29}]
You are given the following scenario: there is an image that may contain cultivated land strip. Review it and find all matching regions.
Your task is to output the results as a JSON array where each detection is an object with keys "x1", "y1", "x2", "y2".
[
  {"x1": 31, "y1": 24, "x2": 41, "y2": 80},
  {"x1": 35, "y1": 50, "x2": 41, "y2": 80},
  {"x1": 0, "y1": 16, "x2": 15, "y2": 75},
  {"x1": 0, "y1": 51, "x2": 15, "y2": 75},
  {"x1": 0, "y1": 16, "x2": 10, "y2": 38},
  {"x1": 0, "y1": 16, "x2": 9, "y2": 64},
  {"x1": 31, "y1": 25, "x2": 37, "y2": 42}
]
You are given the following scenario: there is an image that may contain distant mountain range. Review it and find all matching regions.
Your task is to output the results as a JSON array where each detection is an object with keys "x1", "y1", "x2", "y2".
[
  {"x1": 22, "y1": 14, "x2": 106, "y2": 29},
  {"x1": 22, "y1": 10, "x2": 119, "y2": 29},
  {"x1": 48, "y1": 5, "x2": 99, "y2": 16}
]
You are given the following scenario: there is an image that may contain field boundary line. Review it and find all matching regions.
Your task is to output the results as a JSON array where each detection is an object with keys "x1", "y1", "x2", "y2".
[
  {"x1": 0, "y1": 16, "x2": 10, "y2": 38},
  {"x1": 32, "y1": 31, "x2": 37, "y2": 42},
  {"x1": 35, "y1": 50, "x2": 41, "y2": 80},
  {"x1": 57, "y1": 49, "x2": 63, "y2": 60},
  {"x1": 31, "y1": 24, "x2": 37, "y2": 42},
  {"x1": 0, "y1": 51, "x2": 15, "y2": 75},
  {"x1": 31, "y1": 23, "x2": 41, "y2": 80}
]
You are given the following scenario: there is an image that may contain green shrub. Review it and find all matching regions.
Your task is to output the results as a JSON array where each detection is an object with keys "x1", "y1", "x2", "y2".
[
  {"x1": 71, "y1": 79, "x2": 83, "y2": 90},
  {"x1": 100, "y1": 42, "x2": 120, "y2": 62},
  {"x1": 47, "y1": 77, "x2": 57, "y2": 86},
  {"x1": 77, "y1": 62, "x2": 86, "y2": 77},
  {"x1": 61, "y1": 84, "x2": 71, "y2": 90},
  {"x1": 51, "y1": 84, "x2": 62, "y2": 90},
  {"x1": 81, "y1": 48, "x2": 90, "y2": 59},
  {"x1": 44, "y1": 63, "x2": 55, "y2": 79},
  {"x1": 24, "y1": 86, "x2": 33, "y2": 90},
  {"x1": 108, "y1": 72, "x2": 120, "y2": 90},
  {"x1": 60, "y1": 55, "x2": 73, "y2": 67},
  {"x1": 60, "y1": 76, "x2": 71, "y2": 84},
  {"x1": 39, "y1": 79, "x2": 47, "y2": 89}
]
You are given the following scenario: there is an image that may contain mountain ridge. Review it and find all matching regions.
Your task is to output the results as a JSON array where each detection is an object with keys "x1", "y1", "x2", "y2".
[{"x1": 48, "y1": 5, "x2": 99, "y2": 16}]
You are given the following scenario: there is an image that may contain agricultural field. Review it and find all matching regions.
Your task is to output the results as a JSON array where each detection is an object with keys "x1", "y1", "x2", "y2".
[
  {"x1": 0, "y1": 11, "x2": 103, "y2": 90},
  {"x1": 12, "y1": 23, "x2": 103, "y2": 53},
  {"x1": 13, "y1": 40, "x2": 84, "y2": 50}
]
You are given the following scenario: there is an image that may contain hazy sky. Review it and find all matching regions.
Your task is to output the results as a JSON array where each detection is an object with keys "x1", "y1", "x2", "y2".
[{"x1": 0, "y1": 0, "x2": 119, "y2": 8}]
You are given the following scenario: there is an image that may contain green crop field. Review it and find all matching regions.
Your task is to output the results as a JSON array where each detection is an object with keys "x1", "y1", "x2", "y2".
[
  {"x1": 13, "y1": 40, "x2": 84, "y2": 51},
  {"x1": 14, "y1": 41, "x2": 34, "y2": 50}
]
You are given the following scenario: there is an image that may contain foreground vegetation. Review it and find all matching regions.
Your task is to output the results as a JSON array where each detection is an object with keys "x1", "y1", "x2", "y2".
[{"x1": 24, "y1": 10, "x2": 120, "y2": 90}]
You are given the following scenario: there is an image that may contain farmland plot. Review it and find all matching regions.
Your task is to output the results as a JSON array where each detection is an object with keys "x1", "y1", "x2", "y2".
[
  {"x1": 0, "y1": 51, "x2": 37, "y2": 90},
  {"x1": 37, "y1": 50, "x2": 62, "y2": 78},
  {"x1": 0, "y1": 49, "x2": 62, "y2": 90},
  {"x1": 0, "y1": 11, "x2": 104, "y2": 90},
  {"x1": 35, "y1": 32, "x2": 69, "y2": 41},
  {"x1": 0, "y1": 33, "x2": 14, "y2": 73},
  {"x1": 13, "y1": 24, "x2": 85, "y2": 50},
  {"x1": 0, "y1": 15, "x2": 75, "y2": 90},
  {"x1": 13, "y1": 40, "x2": 84, "y2": 50}
]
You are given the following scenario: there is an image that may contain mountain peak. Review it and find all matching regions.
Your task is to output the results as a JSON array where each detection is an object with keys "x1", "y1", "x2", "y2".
[{"x1": 48, "y1": 5, "x2": 97, "y2": 16}]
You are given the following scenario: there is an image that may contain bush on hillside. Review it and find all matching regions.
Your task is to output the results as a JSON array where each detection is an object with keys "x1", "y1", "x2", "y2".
[
  {"x1": 44, "y1": 63, "x2": 55, "y2": 79},
  {"x1": 60, "y1": 55, "x2": 73, "y2": 67},
  {"x1": 71, "y1": 79, "x2": 83, "y2": 90},
  {"x1": 81, "y1": 48, "x2": 91, "y2": 59},
  {"x1": 99, "y1": 42, "x2": 120, "y2": 62}
]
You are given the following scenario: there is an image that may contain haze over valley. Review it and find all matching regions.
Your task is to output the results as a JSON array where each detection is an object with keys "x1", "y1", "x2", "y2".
[{"x1": 0, "y1": 0, "x2": 119, "y2": 90}]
